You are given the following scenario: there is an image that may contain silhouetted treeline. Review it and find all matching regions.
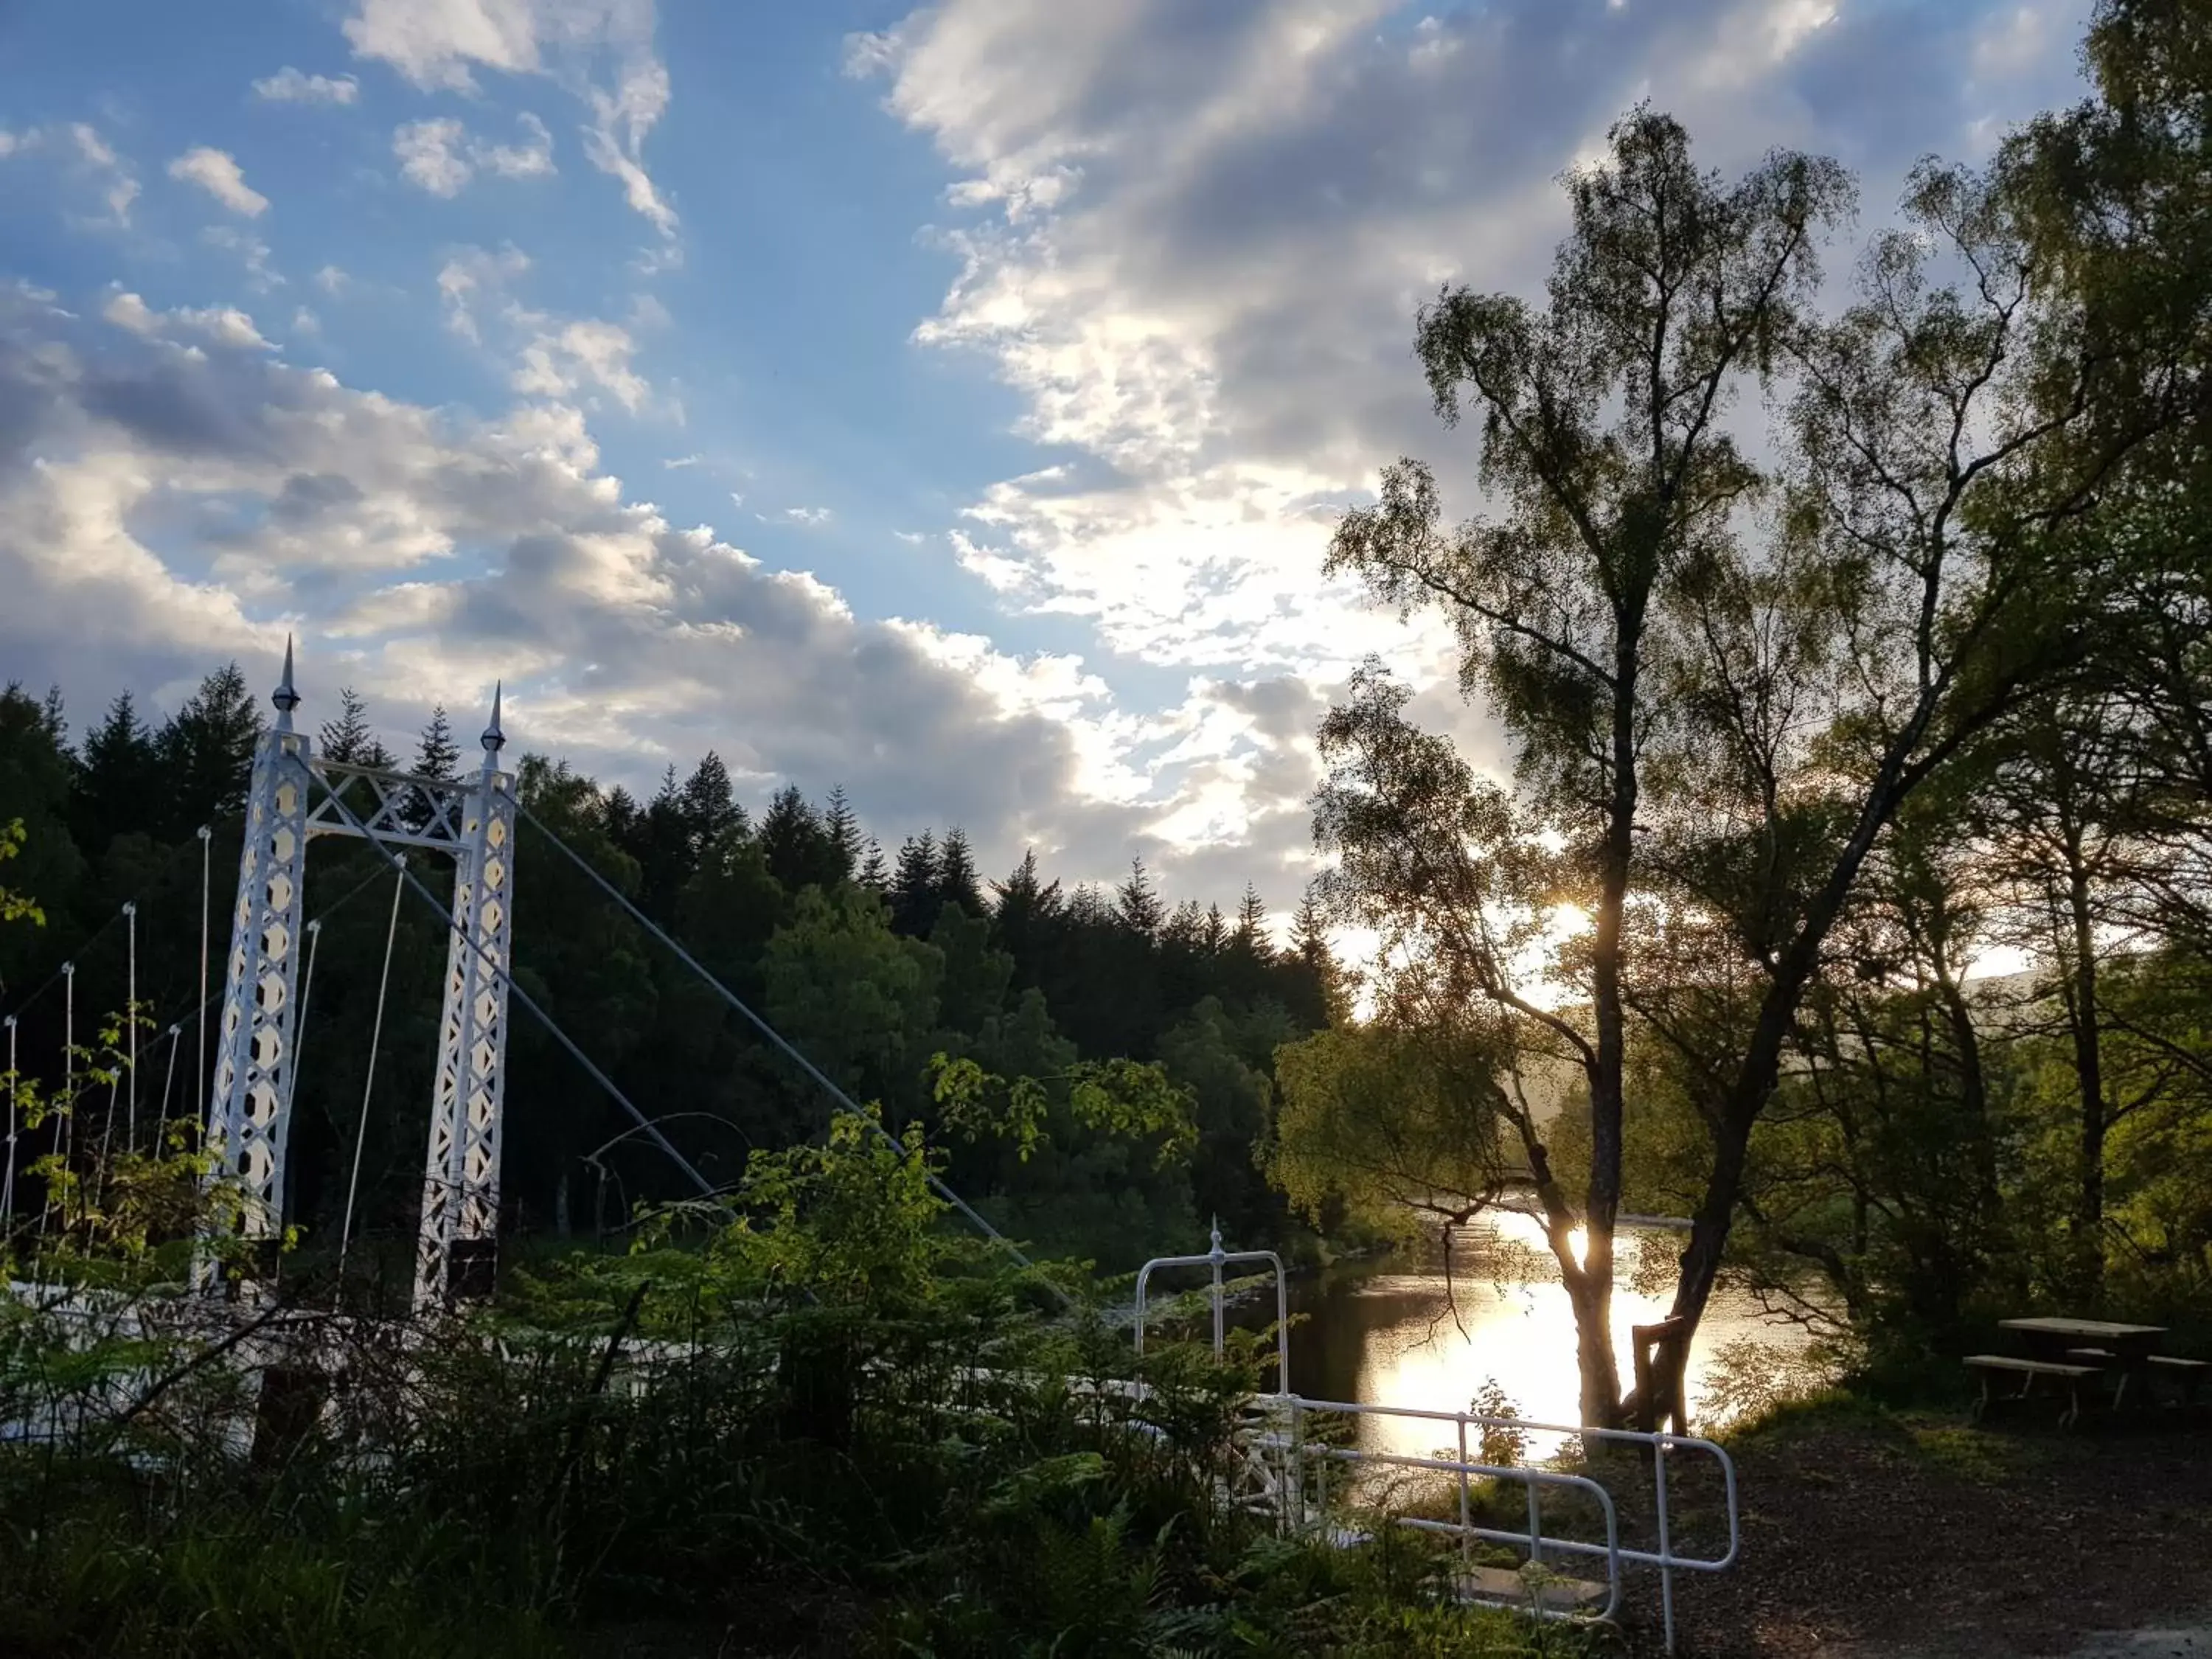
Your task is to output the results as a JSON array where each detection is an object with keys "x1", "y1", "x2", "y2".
[{"x1": 0, "y1": 668, "x2": 1339, "y2": 1267}]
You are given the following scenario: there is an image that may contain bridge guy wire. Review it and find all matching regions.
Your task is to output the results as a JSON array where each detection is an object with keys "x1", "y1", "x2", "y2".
[
  {"x1": 302, "y1": 761, "x2": 729, "y2": 1217},
  {"x1": 508, "y1": 794, "x2": 1069, "y2": 1303}
]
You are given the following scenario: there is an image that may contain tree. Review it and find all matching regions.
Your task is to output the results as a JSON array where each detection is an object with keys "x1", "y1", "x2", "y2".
[
  {"x1": 890, "y1": 832, "x2": 941, "y2": 937},
  {"x1": 824, "y1": 785, "x2": 863, "y2": 882},
  {"x1": 857, "y1": 838, "x2": 888, "y2": 891},
  {"x1": 1319, "y1": 103, "x2": 2180, "y2": 1419},
  {"x1": 1233, "y1": 886, "x2": 1270, "y2": 956},
  {"x1": 75, "y1": 692, "x2": 161, "y2": 854},
  {"x1": 936, "y1": 827, "x2": 984, "y2": 919},
  {"x1": 414, "y1": 705, "x2": 460, "y2": 780},
  {"x1": 764, "y1": 885, "x2": 942, "y2": 1116},
  {"x1": 317, "y1": 686, "x2": 394, "y2": 768},
  {"x1": 680, "y1": 753, "x2": 746, "y2": 858},
  {"x1": 1116, "y1": 858, "x2": 1164, "y2": 938},
  {"x1": 156, "y1": 663, "x2": 264, "y2": 837}
]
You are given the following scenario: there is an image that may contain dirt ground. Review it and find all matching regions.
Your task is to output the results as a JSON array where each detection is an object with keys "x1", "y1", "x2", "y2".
[{"x1": 1615, "y1": 1397, "x2": 2212, "y2": 1658}]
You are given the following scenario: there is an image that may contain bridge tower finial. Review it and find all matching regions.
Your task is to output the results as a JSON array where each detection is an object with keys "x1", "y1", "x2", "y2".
[
  {"x1": 272, "y1": 635, "x2": 301, "y2": 734},
  {"x1": 480, "y1": 680, "x2": 504, "y2": 768}
]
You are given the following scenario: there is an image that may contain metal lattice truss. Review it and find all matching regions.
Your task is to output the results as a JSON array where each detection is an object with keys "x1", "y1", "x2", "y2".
[
  {"x1": 206, "y1": 733, "x2": 312, "y2": 1241},
  {"x1": 305, "y1": 759, "x2": 473, "y2": 853},
  {"x1": 414, "y1": 770, "x2": 514, "y2": 1310},
  {"x1": 205, "y1": 650, "x2": 515, "y2": 1308}
]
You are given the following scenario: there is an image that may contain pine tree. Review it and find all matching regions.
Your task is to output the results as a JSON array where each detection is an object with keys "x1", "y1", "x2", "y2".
[
  {"x1": 156, "y1": 662, "x2": 263, "y2": 835},
  {"x1": 603, "y1": 784, "x2": 642, "y2": 849},
  {"x1": 1116, "y1": 857, "x2": 1164, "y2": 937},
  {"x1": 890, "y1": 830, "x2": 941, "y2": 936},
  {"x1": 636, "y1": 765, "x2": 698, "y2": 914},
  {"x1": 414, "y1": 706, "x2": 460, "y2": 779},
  {"x1": 1234, "y1": 884, "x2": 1270, "y2": 956},
  {"x1": 857, "y1": 837, "x2": 888, "y2": 890},
  {"x1": 39, "y1": 685, "x2": 66, "y2": 748},
  {"x1": 824, "y1": 785, "x2": 863, "y2": 881},
  {"x1": 402, "y1": 703, "x2": 462, "y2": 832},
  {"x1": 990, "y1": 849, "x2": 1062, "y2": 984},
  {"x1": 76, "y1": 692, "x2": 159, "y2": 852},
  {"x1": 759, "y1": 785, "x2": 839, "y2": 893},
  {"x1": 318, "y1": 686, "x2": 394, "y2": 768},
  {"x1": 680, "y1": 751, "x2": 745, "y2": 855},
  {"x1": 1290, "y1": 888, "x2": 1342, "y2": 1026},
  {"x1": 936, "y1": 826, "x2": 984, "y2": 919},
  {"x1": 1202, "y1": 900, "x2": 1228, "y2": 956}
]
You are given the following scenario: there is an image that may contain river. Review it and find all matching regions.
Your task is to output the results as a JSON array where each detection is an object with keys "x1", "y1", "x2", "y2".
[{"x1": 1220, "y1": 1213, "x2": 1819, "y2": 1461}]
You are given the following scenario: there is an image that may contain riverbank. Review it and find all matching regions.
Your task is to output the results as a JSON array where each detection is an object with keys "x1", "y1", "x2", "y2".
[{"x1": 1621, "y1": 1395, "x2": 2212, "y2": 1658}]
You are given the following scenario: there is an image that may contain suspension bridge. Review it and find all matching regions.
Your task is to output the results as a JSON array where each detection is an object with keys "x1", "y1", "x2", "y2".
[{"x1": 0, "y1": 649, "x2": 1742, "y2": 1651}]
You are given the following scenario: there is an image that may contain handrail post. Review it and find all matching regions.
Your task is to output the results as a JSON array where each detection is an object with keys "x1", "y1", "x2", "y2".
[
  {"x1": 1526, "y1": 1463, "x2": 1543, "y2": 1576},
  {"x1": 1456, "y1": 1416, "x2": 1472, "y2": 1579},
  {"x1": 1208, "y1": 1219, "x2": 1225, "y2": 1361},
  {"x1": 1655, "y1": 1433, "x2": 1677, "y2": 1653}
]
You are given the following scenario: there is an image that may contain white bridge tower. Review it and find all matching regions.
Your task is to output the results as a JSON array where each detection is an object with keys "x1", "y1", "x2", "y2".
[{"x1": 204, "y1": 645, "x2": 516, "y2": 1308}]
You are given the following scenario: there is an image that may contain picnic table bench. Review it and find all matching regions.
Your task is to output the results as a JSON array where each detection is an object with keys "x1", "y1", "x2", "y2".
[
  {"x1": 1967, "y1": 1317, "x2": 2207, "y2": 1425},
  {"x1": 1964, "y1": 1354, "x2": 2103, "y2": 1427}
]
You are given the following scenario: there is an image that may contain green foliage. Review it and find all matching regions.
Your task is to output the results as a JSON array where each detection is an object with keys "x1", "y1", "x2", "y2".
[{"x1": 1, "y1": 817, "x2": 43, "y2": 925}]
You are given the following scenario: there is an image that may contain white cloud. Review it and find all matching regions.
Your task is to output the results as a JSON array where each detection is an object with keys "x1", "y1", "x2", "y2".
[
  {"x1": 394, "y1": 112, "x2": 555, "y2": 197},
  {"x1": 512, "y1": 316, "x2": 648, "y2": 411},
  {"x1": 0, "y1": 282, "x2": 1197, "y2": 883},
  {"x1": 314, "y1": 264, "x2": 353, "y2": 296},
  {"x1": 780, "y1": 506, "x2": 833, "y2": 526},
  {"x1": 167, "y1": 145, "x2": 269, "y2": 216},
  {"x1": 435, "y1": 243, "x2": 655, "y2": 414},
  {"x1": 344, "y1": 0, "x2": 675, "y2": 236},
  {"x1": 394, "y1": 119, "x2": 472, "y2": 195},
  {"x1": 852, "y1": 0, "x2": 2084, "y2": 692},
  {"x1": 102, "y1": 290, "x2": 160, "y2": 335},
  {"x1": 893, "y1": 529, "x2": 928, "y2": 545},
  {"x1": 100, "y1": 288, "x2": 274, "y2": 350},
  {"x1": 292, "y1": 306, "x2": 321, "y2": 335},
  {"x1": 662, "y1": 453, "x2": 698, "y2": 468},
  {"x1": 4, "y1": 122, "x2": 139, "y2": 225},
  {"x1": 202, "y1": 225, "x2": 282, "y2": 290},
  {"x1": 253, "y1": 66, "x2": 361, "y2": 104},
  {"x1": 482, "y1": 111, "x2": 557, "y2": 178}
]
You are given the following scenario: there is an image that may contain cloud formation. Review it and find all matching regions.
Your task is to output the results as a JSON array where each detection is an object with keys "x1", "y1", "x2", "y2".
[
  {"x1": 393, "y1": 112, "x2": 555, "y2": 196},
  {"x1": 0, "y1": 281, "x2": 1263, "y2": 887},
  {"x1": 167, "y1": 145, "x2": 269, "y2": 216},
  {"x1": 2, "y1": 122, "x2": 139, "y2": 225},
  {"x1": 253, "y1": 67, "x2": 361, "y2": 105},
  {"x1": 344, "y1": 0, "x2": 676, "y2": 237},
  {"x1": 850, "y1": 0, "x2": 2082, "y2": 689}
]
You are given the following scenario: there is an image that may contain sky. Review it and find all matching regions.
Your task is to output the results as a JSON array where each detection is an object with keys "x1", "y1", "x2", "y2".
[{"x1": 0, "y1": 0, "x2": 2094, "y2": 919}]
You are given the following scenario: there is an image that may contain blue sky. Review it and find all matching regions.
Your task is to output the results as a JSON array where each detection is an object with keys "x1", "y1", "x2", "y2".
[{"x1": 0, "y1": 0, "x2": 2090, "y2": 908}]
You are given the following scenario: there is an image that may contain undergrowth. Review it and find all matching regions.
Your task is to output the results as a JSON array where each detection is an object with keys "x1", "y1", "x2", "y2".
[{"x1": 0, "y1": 1108, "x2": 1597, "y2": 1658}]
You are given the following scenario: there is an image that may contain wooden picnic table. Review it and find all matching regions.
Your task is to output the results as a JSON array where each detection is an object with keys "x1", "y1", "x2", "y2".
[{"x1": 2001, "y1": 1317, "x2": 2166, "y2": 1408}]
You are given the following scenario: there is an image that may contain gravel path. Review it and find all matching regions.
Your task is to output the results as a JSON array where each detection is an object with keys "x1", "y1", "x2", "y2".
[{"x1": 1611, "y1": 1402, "x2": 2212, "y2": 1658}]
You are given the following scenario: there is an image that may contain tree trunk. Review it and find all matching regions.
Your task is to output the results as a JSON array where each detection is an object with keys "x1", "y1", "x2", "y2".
[{"x1": 2063, "y1": 841, "x2": 2108, "y2": 1307}]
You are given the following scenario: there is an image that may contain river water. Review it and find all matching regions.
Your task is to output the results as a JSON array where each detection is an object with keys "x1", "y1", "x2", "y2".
[{"x1": 1218, "y1": 1214, "x2": 1817, "y2": 1461}]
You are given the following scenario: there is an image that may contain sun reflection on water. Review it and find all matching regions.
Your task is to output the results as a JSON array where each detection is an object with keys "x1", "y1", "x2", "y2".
[{"x1": 1294, "y1": 1211, "x2": 1811, "y2": 1464}]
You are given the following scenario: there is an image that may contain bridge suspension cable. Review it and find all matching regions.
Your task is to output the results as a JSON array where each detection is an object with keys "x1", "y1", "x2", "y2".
[
  {"x1": 339, "y1": 858, "x2": 408, "y2": 1276},
  {"x1": 307, "y1": 769, "x2": 727, "y2": 1214},
  {"x1": 508, "y1": 796, "x2": 1063, "y2": 1299}
]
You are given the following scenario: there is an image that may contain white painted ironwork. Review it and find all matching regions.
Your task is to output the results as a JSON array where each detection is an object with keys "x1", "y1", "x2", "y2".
[
  {"x1": 205, "y1": 640, "x2": 313, "y2": 1254},
  {"x1": 414, "y1": 688, "x2": 515, "y2": 1310},
  {"x1": 1259, "y1": 1395, "x2": 1739, "y2": 1651},
  {"x1": 1133, "y1": 1221, "x2": 1290, "y2": 1391},
  {"x1": 1130, "y1": 1229, "x2": 1742, "y2": 1651},
  {"x1": 202, "y1": 646, "x2": 515, "y2": 1308}
]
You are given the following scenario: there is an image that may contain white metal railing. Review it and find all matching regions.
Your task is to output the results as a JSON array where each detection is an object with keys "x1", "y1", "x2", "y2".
[
  {"x1": 1262, "y1": 1396, "x2": 1738, "y2": 1652},
  {"x1": 1127, "y1": 1240, "x2": 1742, "y2": 1652},
  {"x1": 1132, "y1": 1220, "x2": 1289, "y2": 1391}
]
